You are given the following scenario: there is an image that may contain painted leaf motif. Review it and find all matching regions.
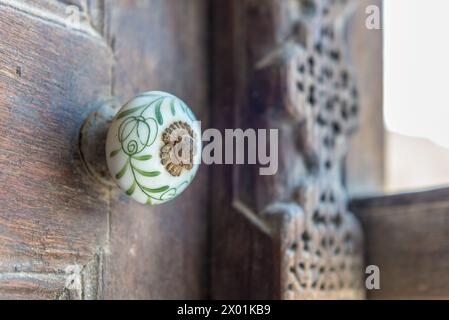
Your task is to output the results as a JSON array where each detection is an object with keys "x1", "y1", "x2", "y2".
[
  {"x1": 117, "y1": 104, "x2": 147, "y2": 119},
  {"x1": 146, "y1": 197, "x2": 152, "y2": 205},
  {"x1": 155, "y1": 99, "x2": 164, "y2": 125},
  {"x1": 133, "y1": 154, "x2": 152, "y2": 161},
  {"x1": 110, "y1": 149, "x2": 121, "y2": 157},
  {"x1": 136, "y1": 121, "x2": 151, "y2": 146},
  {"x1": 115, "y1": 160, "x2": 129, "y2": 179},
  {"x1": 126, "y1": 181, "x2": 137, "y2": 195},
  {"x1": 135, "y1": 92, "x2": 159, "y2": 99},
  {"x1": 170, "y1": 99, "x2": 176, "y2": 116},
  {"x1": 118, "y1": 118, "x2": 138, "y2": 142},
  {"x1": 134, "y1": 167, "x2": 161, "y2": 177},
  {"x1": 143, "y1": 117, "x2": 159, "y2": 147},
  {"x1": 143, "y1": 186, "x2": 170, "y2": 193},
  {"x1": 181, "y1": 100, "x2": 195, "y2": 121}
]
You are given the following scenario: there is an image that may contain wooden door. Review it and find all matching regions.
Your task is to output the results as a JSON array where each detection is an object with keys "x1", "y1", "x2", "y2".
[
  {"x1": 0, "y1": 0, "x2": 209, "y2": 299},
  {"x1": 0, "y1": 0, "x2": 381, "y2": 300}
]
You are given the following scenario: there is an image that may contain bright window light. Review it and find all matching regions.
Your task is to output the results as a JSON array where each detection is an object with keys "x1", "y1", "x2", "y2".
[{"x1": 384, "y1": 0, "x2": 449, "y2": 192}]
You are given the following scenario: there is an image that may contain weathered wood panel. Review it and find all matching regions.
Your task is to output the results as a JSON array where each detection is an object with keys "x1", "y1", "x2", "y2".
[
  {"x1": 211, "y1": 0, "x2": 272, "y2": 299},
  {"x1": 0, "y1": 0, "x2": 112, "y2": 299},
  {"x1": 0, "y1": 0, "x2": 210, "y2": 300},
  {"x1": 351, "y1": 188, "x2": 449, "y2": 299},
  {"x1": 346, "y1": 0, "x2": 384, "y2": 197},
  {"x1": 102, "y1": 0, "x2": 210, "y2": 299},
  {"x1": 3, "y1": 0, "x2": 105, "y2": 35}
]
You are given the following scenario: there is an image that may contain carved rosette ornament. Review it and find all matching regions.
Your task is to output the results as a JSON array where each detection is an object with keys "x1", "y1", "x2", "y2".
[
  {"x1": 160, "y1": 121, "x2": 197, "y2": 177},
  {"x1": 263, "y1": 0, "x2": 364, "y2": 299}
]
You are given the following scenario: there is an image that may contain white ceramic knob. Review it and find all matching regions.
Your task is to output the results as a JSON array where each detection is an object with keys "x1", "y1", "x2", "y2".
[{"x1": 106, "y1": 91, "x2": 201, "y2": 205}]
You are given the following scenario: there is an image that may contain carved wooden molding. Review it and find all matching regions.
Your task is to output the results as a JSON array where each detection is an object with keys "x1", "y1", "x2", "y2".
[
  {"x1": 0, "y1": 0, "x2": 105, "y2": 37},
  {"x1": 0, "y1": 251, "x2": 104, "y2": 300},
  {"x1": 275, "y1": 0, "x2": 364, "y2": 300},
  {"x1": 212, "y1": 0, "x2": 364, "y2": 299}
]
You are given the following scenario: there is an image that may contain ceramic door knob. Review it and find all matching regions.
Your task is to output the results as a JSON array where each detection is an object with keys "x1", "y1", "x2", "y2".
[{"x1": 106, "y1": 91, "x2": 201, "y2": 205}]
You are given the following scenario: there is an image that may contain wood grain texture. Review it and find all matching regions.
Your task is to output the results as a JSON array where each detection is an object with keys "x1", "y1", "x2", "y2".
[
  {"x1": 0, "y1": 0, "x2": 210, "y2": 300},
  {"x1": 211, "y1": 0, "x2": 282, "y2": 299},
  {"x1": 351, "y1": 188, "x2": 449, "y2": 299},
  {"x1": 0, "y1": 1, "x2": 112, "y2": 299},
  {"x1": 2, "y1": 0, "x2": 105, "y2": 36},
  {"x1": 102, "y1": 0, "x2": 210, "y2": 299}
]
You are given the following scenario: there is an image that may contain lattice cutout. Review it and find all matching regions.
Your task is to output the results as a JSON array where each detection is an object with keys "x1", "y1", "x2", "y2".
[
  {"x1": 281, "y1": 0, "x2": 363, "y2": 299},
  {"x1": 282, "y1": 181, "x2": 363, "y2": 299}
]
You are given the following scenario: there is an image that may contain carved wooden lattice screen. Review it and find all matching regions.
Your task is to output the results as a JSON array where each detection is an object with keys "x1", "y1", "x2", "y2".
[{"x1": 212, "y1": 0, "x2": 365, "y2": 299}]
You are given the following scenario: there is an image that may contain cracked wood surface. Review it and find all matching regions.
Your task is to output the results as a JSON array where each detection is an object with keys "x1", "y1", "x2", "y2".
[{"x1": 0, "y1": 0, "x2": 209, "y2": 299}]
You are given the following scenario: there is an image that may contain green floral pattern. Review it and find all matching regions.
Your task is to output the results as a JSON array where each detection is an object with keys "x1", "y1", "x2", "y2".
[{"x1": 106, "y1": 92, "x2": 199, "y2": 205}]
